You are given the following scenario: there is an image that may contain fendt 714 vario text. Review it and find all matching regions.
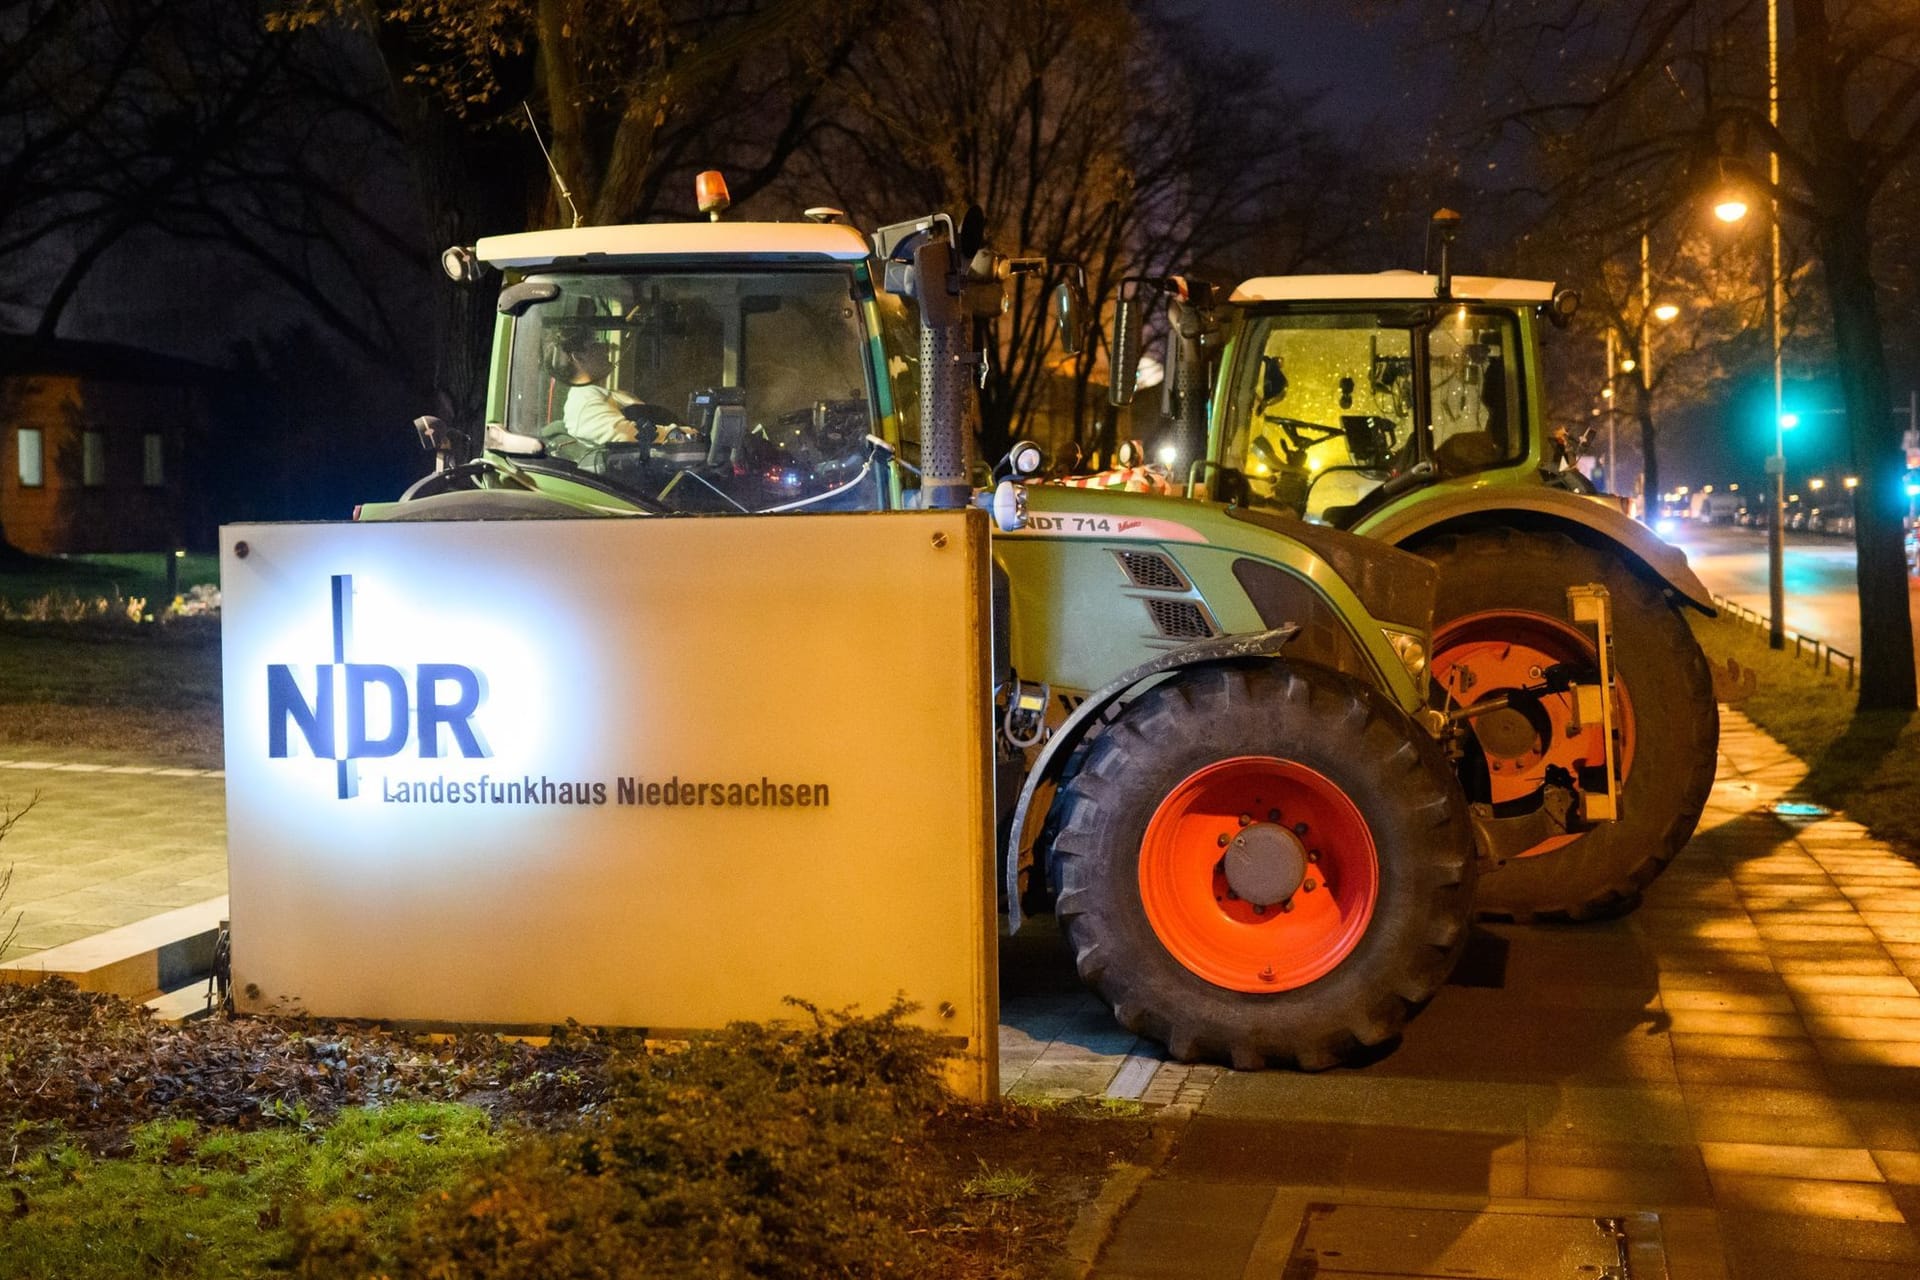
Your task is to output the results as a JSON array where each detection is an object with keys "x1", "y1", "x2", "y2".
[
  {"x1": 1102, "y1": 210, "x2": 1717, "y2": 921},
  {"x1": 361, "y1": 178, "x2": 1619, "y2": 1069}
]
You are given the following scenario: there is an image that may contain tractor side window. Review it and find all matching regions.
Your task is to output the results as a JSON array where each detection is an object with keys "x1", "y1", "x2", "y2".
[
  {"x1": 1426, "y1": 309, "x2": 1526, "y2": 477},
  {"x1": 1222, "y1": 313, "x2": 1417, "y2": 518}
]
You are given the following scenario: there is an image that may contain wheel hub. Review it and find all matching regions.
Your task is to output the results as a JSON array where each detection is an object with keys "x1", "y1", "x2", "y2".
[{"x1": 1224, "y1": 823, "x2": 1308, "y2": 906}]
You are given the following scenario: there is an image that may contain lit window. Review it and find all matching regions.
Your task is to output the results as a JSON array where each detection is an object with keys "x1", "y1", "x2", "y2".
[
  {"x1": 143, "y1": 432, "x2": 164, "y2": 487},
  {"x1": 16, "y1": 428, "x2": 42, "y2": 487},
  {"x1": 82, "y1": 430, "x2": 106, "y2": 486}
]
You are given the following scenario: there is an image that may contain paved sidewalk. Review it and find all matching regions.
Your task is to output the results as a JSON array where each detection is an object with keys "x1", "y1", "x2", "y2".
[
  {"x1": 1061, "y1": 710, "x2": 1920, "y2": 1279},
  {"x1": 0, "y1": 758, "x2": 226, "y2": 955}
]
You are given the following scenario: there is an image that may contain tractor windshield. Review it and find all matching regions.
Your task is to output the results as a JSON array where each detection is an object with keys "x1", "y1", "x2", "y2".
[
  {"x1": 503, "y1": 267, "x2": 885, "y2": 513},
  {"x1": 1217, "y1": 305, "x2": 1527, "y2": 523}
]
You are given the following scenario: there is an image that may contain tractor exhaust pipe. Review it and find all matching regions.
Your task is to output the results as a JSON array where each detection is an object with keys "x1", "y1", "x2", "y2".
[
  {"x1": 915, "y1": 234, "x2": 973, "y2": 510},
  {"x1": 1428, "y1": 208, "x2": 1462, "y2": 300}
]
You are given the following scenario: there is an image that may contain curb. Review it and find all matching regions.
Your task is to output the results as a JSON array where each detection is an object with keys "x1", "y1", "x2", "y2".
[
  {"x1": 0, "y1": 896, "x2": 226, "y2": 1001},
  {"x1": 1057, "y1": 1108, "x2": 1189, "y2": 1279}
]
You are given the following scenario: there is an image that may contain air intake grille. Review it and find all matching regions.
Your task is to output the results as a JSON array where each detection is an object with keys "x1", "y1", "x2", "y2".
[
  {"x1": 1146, "y1": 598, "x2": 1216, "y2": 639},
  {"x1": 1117, "y1": 550, "x2": 1188, "y2": 591}
]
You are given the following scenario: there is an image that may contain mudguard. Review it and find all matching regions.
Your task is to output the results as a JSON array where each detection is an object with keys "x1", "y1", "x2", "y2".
[
  {"x1": 1003, "y1": 625, "x2": 1297, "y2": 931},
  {"x1": 1355, "y1": 485, "x2": 1716, "y2": 613}
]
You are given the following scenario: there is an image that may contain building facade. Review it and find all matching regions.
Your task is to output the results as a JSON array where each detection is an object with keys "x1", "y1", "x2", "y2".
[{"x1": 1, "y1": 338, "x2": 212, "y2": 555}]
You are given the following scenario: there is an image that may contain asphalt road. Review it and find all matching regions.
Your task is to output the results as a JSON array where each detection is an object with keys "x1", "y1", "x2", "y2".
[{"x1": 1662, "y1": 522, "x2": 1920, "y2": 680}]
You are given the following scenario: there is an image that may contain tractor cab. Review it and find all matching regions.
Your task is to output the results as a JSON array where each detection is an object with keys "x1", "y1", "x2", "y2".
[
  {"x1": 1213, "y1": 273, "x2": 1559, "y2": 527},
  {"x1": 464, "y1": 219, "x2": 918, "y2": 516}
]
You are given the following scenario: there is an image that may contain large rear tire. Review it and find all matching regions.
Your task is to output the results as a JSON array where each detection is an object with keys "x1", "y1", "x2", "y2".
[
  {"x1": 1048, "y1": 663, "x2": 1474, "y2": 1070},
  {"x1": 1422, "y1": 528, "x2": 1718, "y2": 921}
]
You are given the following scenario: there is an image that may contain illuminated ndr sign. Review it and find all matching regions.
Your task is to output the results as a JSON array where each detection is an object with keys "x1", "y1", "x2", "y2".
[{"x1": 266, "y1": 574, "x2": 489, "y2": 798}]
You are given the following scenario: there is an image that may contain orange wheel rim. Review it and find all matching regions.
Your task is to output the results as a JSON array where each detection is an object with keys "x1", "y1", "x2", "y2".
[
  {"x1": 1431, "y1": 610, "x2": 1638, "y2": 858},
  {"x1": 1139, "y1": 756, "x2": 1378, "y2": 992}
]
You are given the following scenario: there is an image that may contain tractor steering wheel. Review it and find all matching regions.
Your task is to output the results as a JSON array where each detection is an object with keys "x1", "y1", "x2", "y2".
[{"x1": 1259, "y1": 412, "x2": 1340, "y2": 453}]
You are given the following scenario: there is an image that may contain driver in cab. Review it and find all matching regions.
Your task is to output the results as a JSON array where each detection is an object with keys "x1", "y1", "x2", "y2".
[{"x1": 554, "y1": 332, "x2": 643, "y2": 445}]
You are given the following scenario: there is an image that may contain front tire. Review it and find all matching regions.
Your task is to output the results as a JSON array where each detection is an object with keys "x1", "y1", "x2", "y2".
[
  {"x1": 1422, "y1": 528, "x2": 1719, "y2": 921},
  {"x1": 1048, "y1": 663, "x2": 1474, "y2": 1070}
]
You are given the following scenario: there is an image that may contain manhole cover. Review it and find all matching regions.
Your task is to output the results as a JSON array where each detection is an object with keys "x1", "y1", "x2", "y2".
[{"x1": 1281, "y1": 1202, "x2": 1665, "y2": 1278}]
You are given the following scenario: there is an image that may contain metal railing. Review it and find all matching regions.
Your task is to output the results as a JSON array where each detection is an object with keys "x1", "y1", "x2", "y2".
[{"x1": 1712, "y1": 594, "x2": 1856, "y2": 689}]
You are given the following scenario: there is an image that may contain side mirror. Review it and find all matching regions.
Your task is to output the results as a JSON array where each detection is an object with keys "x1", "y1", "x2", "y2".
[
  {"x1": 1108, "y1": 291, "x2": 1145, "y2": 407},
  {"x1": 1052, "y1": 282, "x2": 1084, "y2": 356},
  {"x1": 1548, "y1": 287, "x2": 1582, "y2": 329}
]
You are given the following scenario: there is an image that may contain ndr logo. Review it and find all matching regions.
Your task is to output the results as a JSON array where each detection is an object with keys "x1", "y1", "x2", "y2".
[{"x1": 267, "y1": 574, "x2": 490, "y2": 798}]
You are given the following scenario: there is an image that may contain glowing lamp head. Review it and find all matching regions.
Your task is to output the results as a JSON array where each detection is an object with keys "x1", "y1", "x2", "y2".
[
  {"x1": 695, "y1": 170, "x2": 731, "y2": 221},
  {"x1": 1844, "y1": 476, "x2": 1859, "y2": 490},
  {"x1": 1619, "y1": 356, "x2": 1637, "y2": 373},
  {"x1": 1653, "y1": 302, "x2": 1680, "y2": 323},
  {"x1": 1156, "y1": 444, "x2": 1177, "y2": 468},
  {"x1": 1780, "y1": 412, "x2": 1800, "y2": 430},
  {"x1": 1809, "y1": 477, "x2": 1826, "y2": 491},
  {"x1": 1714, "y1": 197, "x2": 1750, "y2": 224}
]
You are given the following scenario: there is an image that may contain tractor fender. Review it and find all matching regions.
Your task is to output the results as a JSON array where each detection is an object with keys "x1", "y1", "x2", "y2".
[
  {"x1": 1357, "y1": 486, "x2": 1716, "y2": 614},
  {"x1": 1003, "y1": 625, "x2": 1297, "y2": 931}
]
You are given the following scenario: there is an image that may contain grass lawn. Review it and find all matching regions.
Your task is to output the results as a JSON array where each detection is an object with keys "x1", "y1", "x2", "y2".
[
  {"x1": 2, "y1": 1104, "x2": 503, "y2": 1279},
  {"x1": 0, "y1": 621, "x2": 222, "y2": 767},
  {"x1": 1692, "y1": 612, "x2": 1920, "y2": 856},
  {"x1": 0, "y1": 550, "x2": 219, "y2": 613}
]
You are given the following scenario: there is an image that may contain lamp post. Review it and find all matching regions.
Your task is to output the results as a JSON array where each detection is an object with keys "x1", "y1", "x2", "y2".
[{"x1": 1766, "y1": 0, "x2": 1786, "y2": 649}]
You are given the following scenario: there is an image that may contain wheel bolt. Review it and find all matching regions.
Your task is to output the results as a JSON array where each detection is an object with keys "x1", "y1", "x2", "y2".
[
  {"x1": 1280, "y1": 899, "x2": 1294, "y2": 913},
  {"x1": 1259, "y1": 966, "x2": 1276, "y2": 983},
  {"x1": 1239, "y1": 813, "x2": 1251, "y2": 827},
  {"x1": 1268, "y1": 808, "x2": 1281, "y2": 821},
  {"x1": 1253, "y1": 903, "x2": 1265, "y2": 915},
  {"x1": 1217, "y1": 833, "x2": 1230, "y2": 847},
  {"x1": 1303, "y1": 878, "x2": 1317, "y2": 893},
  {"x1": 1293, "y1": 822, "x2": 1309, "y2": 835},
  {"x1": 1307, "y1": 850, "x2": 1320, "y2": 863}
]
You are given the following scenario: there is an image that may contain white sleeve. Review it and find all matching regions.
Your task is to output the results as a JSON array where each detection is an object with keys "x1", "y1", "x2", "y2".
[{"x1": 563, "y1": 385, "x2": 631, "y2": 444}]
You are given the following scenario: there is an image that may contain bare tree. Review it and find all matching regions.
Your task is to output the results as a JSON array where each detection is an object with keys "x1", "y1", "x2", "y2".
[
  {"x1": 1421, "y1": 0, "x2": 1920, "y2": 710},
  {"x1": 785, "y1": 0, "x2": 1385, "y2": 462}
]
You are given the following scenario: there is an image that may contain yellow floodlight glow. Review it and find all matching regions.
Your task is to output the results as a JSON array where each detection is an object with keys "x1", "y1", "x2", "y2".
[
  {"x1": 1844, "y1": 476, "x2": 1860, "y2": 490},
  {"x1": 1619, "y1": 356, "x2": 1637, "y2": 372},
  {"x1": 1653, "y1": 302, "x2": 1680, "y2": 322},
  {"x1": 1714, "y1": 197, "x2": 1750, "y2": 223},
  {"x1": 1809, "y1": 477, "x2": 1826, "y2": 491}
]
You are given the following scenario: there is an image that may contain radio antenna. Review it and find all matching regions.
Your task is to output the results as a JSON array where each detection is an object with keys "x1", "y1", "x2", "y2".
[{"x1": 522, "y1": 102, "x2": 582, "y2": 229}]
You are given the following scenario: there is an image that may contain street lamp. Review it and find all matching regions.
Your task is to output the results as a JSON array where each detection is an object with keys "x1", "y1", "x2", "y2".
[{"x1": 1716, "y1": 0, "x2": 1787, "y2": 644}]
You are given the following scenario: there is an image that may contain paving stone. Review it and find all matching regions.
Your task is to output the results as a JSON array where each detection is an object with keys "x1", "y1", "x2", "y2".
[
  {"x1": 1687, "y1": 1110, "x2": 1864, "y2": 1148},
  {"x1": 1343, "y1": 1126, "x2": 1525, "y2": 1197},
  {"x1": 1526, "y1": 1084, "x2": 1692, "y2": 1145},
  {"x1": 1160, "y1": 1118, "x2": 1354, "y2": 1185},
  {"x1": 1814, "y1": 1040, "x2": 1920, "y2": 1068},
  {"x1": 1526, "y1": 1161, "x2": 1712, "y2": 1206},
  {"x1": 1698, "y1": 1142, "x2": 1883, "y2": 1182},
  {"x1": 1093, "y1": 1179, "x2": 1274, "y2": 1279},
  {"x1": 1874, "y1": 1150, "x2": 1920, "y2": 1184},
  {"x1": 1671, "y1": 1032, "x2": 1823, "y2": 1062},
  {"x1": 1707, "y1": 1172, "x2": 1906, "y2": 1221},
  {"x1": 1780, "y1": 973, "x2": 1920, "y2": 996},
  {"x1": 1673, "y1": 1056, "x2": 1833, "y2": 1091}
]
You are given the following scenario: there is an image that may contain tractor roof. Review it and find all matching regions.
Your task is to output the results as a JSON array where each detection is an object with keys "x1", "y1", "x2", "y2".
[
  {"x1": 476, "y1": 221, "x2": 872, "y2": 269},
  {"x1": 1230, "y1": 271, "x2": 1557, "y2": 305}
]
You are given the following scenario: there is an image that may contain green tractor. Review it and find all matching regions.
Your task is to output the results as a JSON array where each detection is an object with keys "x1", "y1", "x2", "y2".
[
  {"x1": 1106, "y1": 210, "x2": 1718, "y2": 921},
  {"x1": 364, "y1": 186, "x2": 1616, "y2": 1067}
]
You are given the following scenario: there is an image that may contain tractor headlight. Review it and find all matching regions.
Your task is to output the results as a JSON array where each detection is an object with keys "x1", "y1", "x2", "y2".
[{"x1": 1383, "y1": 629, "x2": 1427, "y2": 683}]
